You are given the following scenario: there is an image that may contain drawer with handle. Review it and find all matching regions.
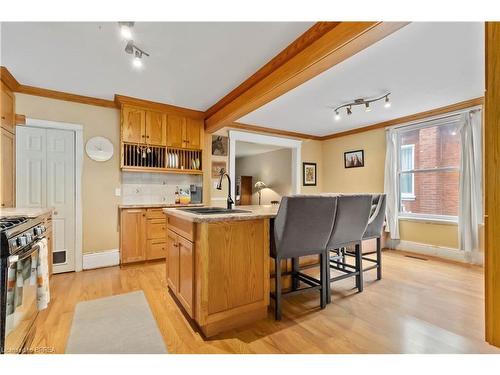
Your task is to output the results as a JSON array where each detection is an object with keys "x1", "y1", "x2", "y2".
[
  {"x1": 147, "y1": 219, "x2": 167, "y2": 240},
  {"x1": 146, "y1": 240, "x2": 166, "y2": 260}
]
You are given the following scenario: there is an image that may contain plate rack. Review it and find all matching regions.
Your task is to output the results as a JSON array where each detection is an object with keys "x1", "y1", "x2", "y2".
[
  {"x1": 122, "y1": 143, "x2": 166, "y2": 169},
  {"x1": 166, "y1": 147, "x2": 202, "y2": 172}
]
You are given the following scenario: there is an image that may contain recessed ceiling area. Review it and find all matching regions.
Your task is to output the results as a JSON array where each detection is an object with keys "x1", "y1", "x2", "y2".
[
  {"x1": 235, "y1": 141, "x2": 287, "y2": 158},
  {"x1": 238, "y1": 22, "x2": 485, "y2": 137},
  {"x1": 0, "y1": 22, "x2": 313, "y2": 110}
]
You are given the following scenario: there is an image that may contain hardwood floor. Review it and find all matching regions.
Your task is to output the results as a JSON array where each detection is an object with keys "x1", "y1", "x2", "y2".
[{"x1": 31, "y1": 250, "x2": 500, "y2": 354}]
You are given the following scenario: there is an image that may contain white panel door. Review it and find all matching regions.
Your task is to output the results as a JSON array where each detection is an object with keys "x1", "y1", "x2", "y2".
[
  {"x1": 16, "y1": 127, "x2": 76, "y2": 273},
  {"x1": 46, "y1": 129, "x2": 75, "y2": 273},
  {"x1": 16, "y1": 127, "x2": 46, "y2": 208}
]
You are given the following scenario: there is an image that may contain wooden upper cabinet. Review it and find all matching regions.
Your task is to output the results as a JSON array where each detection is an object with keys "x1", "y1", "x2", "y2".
[
  {"x1": 145, "y1": 111, "x2": 167, "y2": 146},
  {"x1": 167, "y1": 115, "x2": 185, "y2": 148},
  {"x1": 184, "y1": 118, "x2": 202, "y2": 149},
  {"x1": 122, "y1": 106, "x2": 146, "y2": 144},
  {"x1": 1, "y1": 82, "x2": 15, "y2": 134},
  {"x1": 120, "y1": 209, "x2": 146, "y2": 264},
  {"x1": 0, "y1": 128, "x2": 15, "y2": 208}
]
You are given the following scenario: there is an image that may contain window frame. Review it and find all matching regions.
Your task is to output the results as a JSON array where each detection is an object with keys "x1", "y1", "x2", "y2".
[
  {"x1": 395, "y1": 115, "x2": 462, "y2": 223},
  {"x1": 399, "y1": 144, "x2": 415, "y2": 200}
]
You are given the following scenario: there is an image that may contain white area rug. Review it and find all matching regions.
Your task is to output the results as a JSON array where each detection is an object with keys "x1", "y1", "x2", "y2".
[{"x1": 65, "y1": 291, "x2": 167, "y2": 354}]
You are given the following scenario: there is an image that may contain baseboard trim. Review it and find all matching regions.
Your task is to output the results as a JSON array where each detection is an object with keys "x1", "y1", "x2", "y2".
[
  {"x1": 83, "y1": 249, "x2": 120, "y2": 270},
  {"x1": 385, "y1": 239, "x2": 482, "y2": 265}
]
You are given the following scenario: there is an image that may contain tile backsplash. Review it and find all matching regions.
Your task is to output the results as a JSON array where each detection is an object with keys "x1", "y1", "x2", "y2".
[{"x1": 121, "y1": 172, "x2": 202, "y2": 205}]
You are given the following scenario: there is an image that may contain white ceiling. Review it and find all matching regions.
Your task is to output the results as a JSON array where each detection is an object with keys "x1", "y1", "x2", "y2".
[
  {"x1": 235, "y1": 141, "x2": 287, "y2": 158},
  {"x1": 0, "y1": 22, "x2": 313, "y2": 110},
  {"x1": 239, "y1": 22, "x2": 485, "y2": 136}
]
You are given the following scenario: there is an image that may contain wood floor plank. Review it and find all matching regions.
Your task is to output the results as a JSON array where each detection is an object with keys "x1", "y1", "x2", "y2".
[{"x1": 29, "y1": 251, "x2": 500, "y2": 354}]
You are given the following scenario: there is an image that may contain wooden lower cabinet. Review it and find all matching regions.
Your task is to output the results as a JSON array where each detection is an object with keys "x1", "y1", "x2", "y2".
[
  {"x1": 120, "y1": 208, "x2": 167, "y2": 264},
  {"x1": 165, "y1": 215, "x2": 269, "y2": 337}
]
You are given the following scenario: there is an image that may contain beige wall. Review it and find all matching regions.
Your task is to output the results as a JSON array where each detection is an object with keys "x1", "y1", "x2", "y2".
[
  {"x1": 236, "y1": 148, "x2": 292, "y2": 205},
  {"x1": 15, "y1": 93, "x2": 121, "y2": 254},
  {"x1": 321, "y1": 128, "x2": 459, "y2": 249}
]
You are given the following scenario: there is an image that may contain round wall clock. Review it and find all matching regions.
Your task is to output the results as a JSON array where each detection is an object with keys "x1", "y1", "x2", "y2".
[{"x1": 85, "y1": 136, "x2": 114, "y2": 162}]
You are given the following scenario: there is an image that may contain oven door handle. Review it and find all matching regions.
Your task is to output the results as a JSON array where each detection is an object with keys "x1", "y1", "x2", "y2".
[{"x1": 8, "y1": 242, "x2": 41, "y2": 267}]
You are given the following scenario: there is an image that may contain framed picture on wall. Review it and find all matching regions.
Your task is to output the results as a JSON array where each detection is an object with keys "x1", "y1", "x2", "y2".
[
  {"x1": 302, "y1": 162, "x2": 317, "y2": 186},
  {"x1": 344, "y1": 150, "x2": 365, "y2": 168},
  {"x1": 211, "y1": 135, "x2": 228, "y2": 156},
  {"x1": 211, "y1": 160, "x2": 227, "y2": 178}
]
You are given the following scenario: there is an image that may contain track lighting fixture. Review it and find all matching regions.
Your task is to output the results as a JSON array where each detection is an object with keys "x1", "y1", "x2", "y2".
[
  {"x1": 119, "y1": 22, "x2": 150, "y2": 69},
  {"x1": 331, "y1": 92, "x2": 391, "y2": 121}
]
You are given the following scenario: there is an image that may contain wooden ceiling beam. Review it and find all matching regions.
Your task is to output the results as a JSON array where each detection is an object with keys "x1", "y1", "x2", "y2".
[
  {"x1": 204, "y1": 21, "x2": 409, "y2": 133},
  {"x1": 0, "y1": 66, "x2": 20, "y2": 91},
  {"x1": 228, "y1": 122, "x2": 322, "y2": 140}
]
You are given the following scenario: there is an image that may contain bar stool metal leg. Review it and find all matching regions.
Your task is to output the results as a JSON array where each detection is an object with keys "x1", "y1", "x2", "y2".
[
  {"x1": 275, "y1": 257, "x2": 282, "y2": 320},
  {"x1": 291, "y1": 257, "x2": 299, "y2": 291},
  {"x1": 326, "y1": 250, "x2": 332, "y2": 304},
  {"x1": 355, "y1": 243, "x2": 364, "y2": 292},
  {"x1": 376, "y1": 237, "x2": 382, "y2": 280},
  {"x1": 320, "y1": 251, "x2": 327, "y2": 309}
]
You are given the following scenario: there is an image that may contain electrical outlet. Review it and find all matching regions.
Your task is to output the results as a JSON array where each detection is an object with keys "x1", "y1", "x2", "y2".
[{"x1": 115, "y1": 188, "x2": 121, "y2": 197}]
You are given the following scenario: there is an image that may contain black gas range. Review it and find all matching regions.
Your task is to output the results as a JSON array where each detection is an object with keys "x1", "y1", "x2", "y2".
[{"x1": 1, "y1": 216, "x2": 48, "y2": 354}]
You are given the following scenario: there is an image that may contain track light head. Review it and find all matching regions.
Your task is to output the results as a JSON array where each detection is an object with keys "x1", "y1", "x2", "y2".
[
  {"x1": 133, "y1": 50, "x2": 143, "y2": 68},
  {"x1": 125, "y1": 40, "x2": 134, "y2": 54},
  {"x1": 334, "y1": 110, "x2": 341, "y2": 121},
  {"x1": 347, "y1": 106, "x2": 352, "y2": 115},
  {"x1": 119, "y1": 22, "x2": 134, "y2": 40},
  {"x1": 365, "y1": 102, "x2": 371, "y2": 112},
  {"x1": 384, "y1": 95, "x2": 391, "y2": 108}
]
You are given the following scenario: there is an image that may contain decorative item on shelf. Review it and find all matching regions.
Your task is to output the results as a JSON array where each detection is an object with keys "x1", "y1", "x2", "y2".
[
  {"x1": 211, "y1": 160, "x2": 227, "y2": 178},
  {"x1": 332, "y1": 92, "x2": 391, "y2": 121},
  {"x1": 344, "y1": 150, "x2": 365, "y2": 168},
  {"x1": 302, "y1": 162, "x2": 317, "y2": 186},
  {"x1": 122, "y1": 143, "x2": 166, "y2": 169},
  {"x1": 85, "y1": 136, "x2": 114, "y2": 162},
  {"x1": 211, "y1": 135, "x2": 228, "y2": 156},
  {"x1": 254, "y1": 181, "x2": 267, "y2": 205}
]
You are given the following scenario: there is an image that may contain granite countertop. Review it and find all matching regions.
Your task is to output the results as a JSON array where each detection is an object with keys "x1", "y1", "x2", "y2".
[
  {"x1": 163, "y1": 204, "x2": 279, "y2": 223},
  {"x1": 0, "y1": 207, "x2": 54, "y2": 218},
  {"x1": 119, "y1": 203, "x2": 204, "y2": 209}
]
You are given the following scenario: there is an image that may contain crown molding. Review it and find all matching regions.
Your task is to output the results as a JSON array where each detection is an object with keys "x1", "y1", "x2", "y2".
[
  {"x1": 318, "y1": 96, "x2": 484, "y2": 140},
  {"x1": 114, "y1": 94, "x2": 204, "y2": 119}
]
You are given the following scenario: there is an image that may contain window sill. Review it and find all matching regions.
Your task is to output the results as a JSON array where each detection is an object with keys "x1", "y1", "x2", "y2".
[{"x1": 398, "y1": 215, "x2": 458, "y2": 225}]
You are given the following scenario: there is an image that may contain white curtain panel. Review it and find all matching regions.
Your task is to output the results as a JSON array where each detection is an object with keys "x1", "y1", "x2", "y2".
[
  {"x1": 458, "y1": 109, "x2": 483, "y2": 264},
  {"x1": 384, "y1": 128, "x2": 400, "y2": 239}
]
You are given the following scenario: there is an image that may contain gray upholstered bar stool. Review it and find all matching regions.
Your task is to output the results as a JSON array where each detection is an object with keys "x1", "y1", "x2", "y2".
[
  {"x1": 343, "y1": 194, "x2": 387, "y2": 280},
  {"x1": 324, "y1": 194, "x2": 372, "y2": 303},
  {"x1": 270, "y1": 196, "x2": 337, "y2": 320}
]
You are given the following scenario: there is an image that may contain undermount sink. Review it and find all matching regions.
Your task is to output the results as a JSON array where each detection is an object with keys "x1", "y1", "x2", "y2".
[{"x1": 177, "y1": 207, "x2": 251, "y2": 215}]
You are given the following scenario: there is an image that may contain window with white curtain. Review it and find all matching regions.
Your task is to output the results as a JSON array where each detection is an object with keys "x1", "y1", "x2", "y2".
[{"x1": 396, "y1": 115, "x2": 462, "y2": 221}]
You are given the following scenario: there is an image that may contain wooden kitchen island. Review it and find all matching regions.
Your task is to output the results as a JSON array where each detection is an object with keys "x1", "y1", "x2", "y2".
[{"x1": 163, "y1": 205, "x2": 278, "y2": 337}]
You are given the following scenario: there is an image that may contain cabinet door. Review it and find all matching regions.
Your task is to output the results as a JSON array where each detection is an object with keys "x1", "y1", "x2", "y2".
[
  {"x1": 145, "y1": 111, "x2": 167, "y2": 146},
  {"x1": 120, "y1": 209, "x2": 146, "y2": 264},
  {"x1": 166, "y1": 115, "x2": 185, "y2": 148},
  {"x1": 0, "y1": 82, "x2": 15, "y2": 133},
  {"x1": 184, "y1": 118, "x2": 202, "y2": 149},
  {"x1": 178, "y1": 236, "x2": 194, "y2": 317},
  {"x1": 122, "y1": 106, "x2": 146, "y2": 144},
  {"x1": 146, "y1": 240, "x2": 166, "y2": 260},
  {"x1": 166, "y1": 230, "x2": 179, "y2": 293},
  {"x1": 0, "y1": 128, "x2": 15, "y2": 208}
]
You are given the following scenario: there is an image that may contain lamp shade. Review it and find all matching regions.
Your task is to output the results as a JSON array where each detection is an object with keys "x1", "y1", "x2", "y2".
[{"x1": 254, "y1": 181, "x2": 267, "y2": 190}]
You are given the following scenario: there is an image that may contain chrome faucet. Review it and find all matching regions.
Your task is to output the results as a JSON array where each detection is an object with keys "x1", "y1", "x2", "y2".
[{"x1": 216, "y1": 169, "x2": 234, "y2": 210}]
